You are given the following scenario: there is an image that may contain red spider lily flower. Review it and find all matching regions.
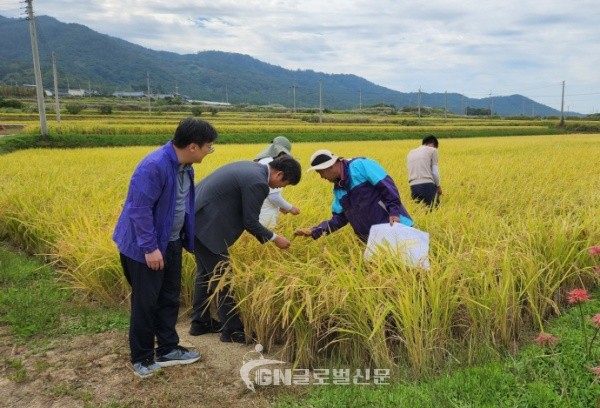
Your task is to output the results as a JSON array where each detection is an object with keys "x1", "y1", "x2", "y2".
[
  {"x1": 567, "y1": 288, "x2": 590, "y2": 304},
  {"x1": 589, "y1": 366, "x2": 600, "y2": 378},
  {"x1": 589, "y1": 246, "x2": 600, "y2": 256},
  {"x1": 592, "y1": 314, "x2": 600, "y2": 328},
  {"x1": 534, "y1": 332, "x2": 559, "y2": 347},
  {"x1": 595, "y1": 266, "x2": 600, "y2": 275}
]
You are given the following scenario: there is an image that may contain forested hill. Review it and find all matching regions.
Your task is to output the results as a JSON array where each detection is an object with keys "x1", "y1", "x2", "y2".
[{"x1": 0, "y1": 15, "x2": 563, "y2": 115}]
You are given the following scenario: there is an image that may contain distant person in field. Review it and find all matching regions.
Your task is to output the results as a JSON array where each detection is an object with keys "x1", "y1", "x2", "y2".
[
  {"x1": 407, "y1": 135, "x2": 442, "y2": 208},
  {"x1": 294, "y1": 149, "x2": 413, "y2": 243},
  {"x1": 189, "y1": 155, "x2": 302, "y2": 344},
  {"x1": 112, "y1": 117, "x2": 217, "y2": 378},
  {"x1": 254, "y1": 136, "x2": 301, "y2": 228}
]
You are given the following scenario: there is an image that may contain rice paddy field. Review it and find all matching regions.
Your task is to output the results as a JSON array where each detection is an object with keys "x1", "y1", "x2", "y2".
[{"x1": 0, "y1": 115, "x2": 599, "y2": 379}]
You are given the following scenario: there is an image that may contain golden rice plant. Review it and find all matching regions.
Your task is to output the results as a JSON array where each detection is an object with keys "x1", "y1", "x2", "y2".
[
  {"x1": 0, "y1": 135, "x2": 599, "y2": 376},
  {"x1": 21, "y1": 116, "x2": 550, "y2": 136}
]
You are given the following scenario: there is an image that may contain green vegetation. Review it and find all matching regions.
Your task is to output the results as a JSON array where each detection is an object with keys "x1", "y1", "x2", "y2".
[
  {"x1": 0, "y1": 127, "x2": 566, "y2": 155},
  {"x1": 0, "y1": 98, "x2": 24, "y2": 109},
  {"x1": 98, "y1": 104, "x2": 113, "y2": 115},
  {"x1": 4, "y1": 358, "x2": 28, "y2": 383},
  {"x1": 65, "y1": 103, "x2": 85, "y2": 115},
  {"x1": 0, "y1": 245, "x2": 129, "y2": 340}
]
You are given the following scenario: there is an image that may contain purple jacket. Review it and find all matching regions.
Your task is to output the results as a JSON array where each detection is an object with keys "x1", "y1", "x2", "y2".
[
  {"x1": 311, "y1": 158, "x2": 412, "y2": 242},
  {"x1": 113, "y1": 141, "x2": 195, "y2": 263}
]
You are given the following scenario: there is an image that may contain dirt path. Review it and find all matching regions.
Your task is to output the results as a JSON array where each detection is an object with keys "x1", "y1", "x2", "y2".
[
  {"x1": 0, "y1": 124, "x2": 24, "y2": 137},
  {"x1": 0, "y1": 323, "x2": 288, "y2": 407}
]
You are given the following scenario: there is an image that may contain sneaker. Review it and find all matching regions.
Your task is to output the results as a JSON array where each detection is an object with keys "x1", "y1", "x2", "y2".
[
  {"x1": 156, "y1": 346, "x2": 201, "y2": 367},
  {"x1": 132, "y1": 358, "x2": 162, "y2": 378},
  {"x1": 189, "y1": 319, "x2": 222, "y2": 336},
  {"x1": 220, "y1": 331, "x2": 247, "y2": 344}
]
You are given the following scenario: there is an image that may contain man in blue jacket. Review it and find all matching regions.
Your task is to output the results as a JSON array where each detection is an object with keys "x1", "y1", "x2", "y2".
[
  {"x1": 113, "y1": 117, "x2": 217, "y2": 378},
  {"x1": 294, "y1": 149, "x2": 413, "y2": 242}
]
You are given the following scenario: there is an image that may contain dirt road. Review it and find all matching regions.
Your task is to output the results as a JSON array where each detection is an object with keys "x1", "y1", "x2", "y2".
[{"x1": 0, "y1": 323, "x2": 287, "y2": 407}]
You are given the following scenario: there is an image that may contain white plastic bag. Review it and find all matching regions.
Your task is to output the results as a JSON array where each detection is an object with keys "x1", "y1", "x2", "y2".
[{"x1": 363, "y1": 223, "x2": 430, "y2": 269}]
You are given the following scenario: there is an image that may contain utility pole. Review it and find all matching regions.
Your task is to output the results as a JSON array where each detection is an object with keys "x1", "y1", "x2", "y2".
[
  {"x1": 359, "y1": 89, "x2": 362, "y2": 111},
  {"x1": 51, "y1": 51, "x2": 60, "y2": 122},
  {"x1": 291, "y1": 85, "x2": 297, "y2": 113},
  {"x1": 26, "y1": 0, "x2": 48, "y2": 136},
  {"x1": 146, "y1": 71, "x2": 152, "y2": 114},
  {"x1": 444, "y1": 90, "x2": 448, "y2": 119},
  {"x1": 488, "y1": 91, "x2": 492, "y2": 115},
  {"x1": 417, "y1": 87, "x2": 421, "y2": 117},
  {"x1": 225, "y1": 84, "x2": 228, "y2": 103},
  {"x1": 559, "y1": 80, "x2": 565, "y2": 126},
  {"x1": 318, "y1": 79, "x2": 323, "y2": 124}
]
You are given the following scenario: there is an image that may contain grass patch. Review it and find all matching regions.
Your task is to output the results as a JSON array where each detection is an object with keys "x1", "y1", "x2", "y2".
[
  {"x1": 0, "y1": 244, "x2": 129, "y2": 340},
  {"x1": 4, "y1": 358, "x2": 28, "y2": 382},
  {"x1": 0, "y1": 127, "x2": 566, "y2": 154}
]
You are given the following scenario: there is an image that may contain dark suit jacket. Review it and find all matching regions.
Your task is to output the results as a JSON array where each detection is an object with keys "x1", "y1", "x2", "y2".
[{"x1": 194, "y1": 161, "x2": 274, "y2": 254}]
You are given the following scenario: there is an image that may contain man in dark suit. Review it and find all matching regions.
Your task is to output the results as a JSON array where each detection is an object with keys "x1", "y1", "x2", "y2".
[{"x1": 189, "y1": 155, "x2": 301, "y2": 343}]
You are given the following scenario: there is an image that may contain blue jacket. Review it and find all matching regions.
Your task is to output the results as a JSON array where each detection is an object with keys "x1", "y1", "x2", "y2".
[
  {"x1": 113, "y1": 141, "x2": 195, "y2": 263},
  {"x1": 311, "y1": 158, "x2": 413, "y2": 242}
]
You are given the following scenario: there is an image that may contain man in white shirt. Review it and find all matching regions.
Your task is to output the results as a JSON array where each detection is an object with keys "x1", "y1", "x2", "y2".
[{"x1": 407, "y1": 135, "x2": 442, "y2": 208}]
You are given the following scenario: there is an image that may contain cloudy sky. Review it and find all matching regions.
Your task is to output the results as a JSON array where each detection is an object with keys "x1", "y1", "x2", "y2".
[{"x1": 2, "y1": 0, "x2": 599, "y2": 113}]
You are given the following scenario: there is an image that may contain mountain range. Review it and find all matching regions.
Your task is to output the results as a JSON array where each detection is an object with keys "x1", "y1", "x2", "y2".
[{"x1": 0, "y1": 15, "x2": 571, "y2": 116}]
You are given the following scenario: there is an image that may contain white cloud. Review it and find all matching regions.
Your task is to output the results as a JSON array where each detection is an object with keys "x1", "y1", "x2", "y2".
[{"x1": 1, "y1": 0, "x2": 598, "y2": 112}]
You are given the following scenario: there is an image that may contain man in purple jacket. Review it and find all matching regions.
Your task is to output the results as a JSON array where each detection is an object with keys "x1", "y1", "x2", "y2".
[
  {"x1": 113, "y1": 117, "x2": 217, "y2": 378},
  {"x1": 294, "y1": 149, "x2": 413, "y2": 242}
]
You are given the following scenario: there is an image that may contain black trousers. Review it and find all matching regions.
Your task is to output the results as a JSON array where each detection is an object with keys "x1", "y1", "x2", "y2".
[
  {"x1": 120, "y1": 240, "x2": 182, "y2": 364},
  {"x1": 410, "y1": 182, "x2": 440, "y2": 208},
  {"x1": 191, "y1": 238, "x2": 243, "y2": 334}
]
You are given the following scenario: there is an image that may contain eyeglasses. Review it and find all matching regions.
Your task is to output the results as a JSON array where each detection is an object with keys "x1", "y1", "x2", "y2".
[{"x1": 191, "y1": 143, "x2": 215, "y2": 154}]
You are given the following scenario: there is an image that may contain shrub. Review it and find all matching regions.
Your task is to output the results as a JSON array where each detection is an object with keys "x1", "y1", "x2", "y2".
[
  {"x1": 191, "y1": 106, "x2": 203, "y2": 116},
  {"x1": 98, "y1": 105, "x2": 113, "y2": 115},
  {"x1": 65, "y1": 103, "x2": 85, "y2": 115},
  {"x1": 0, "y1": 98, "x2": 24, "y2": 109}
]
